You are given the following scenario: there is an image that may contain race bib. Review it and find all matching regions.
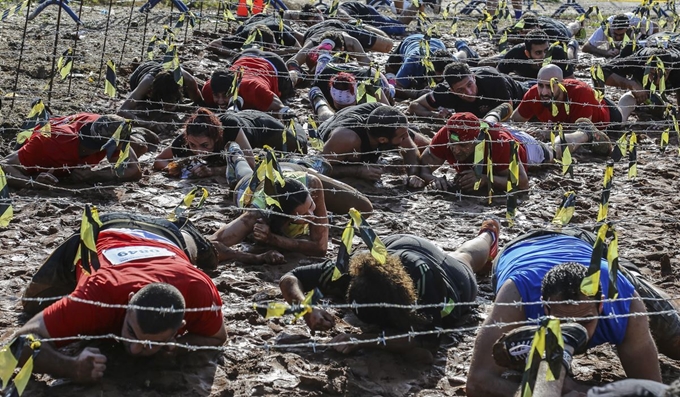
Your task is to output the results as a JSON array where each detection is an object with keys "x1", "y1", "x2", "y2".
[{"x1": 103, "y1": 245, "x2": 176, "y2": 265}]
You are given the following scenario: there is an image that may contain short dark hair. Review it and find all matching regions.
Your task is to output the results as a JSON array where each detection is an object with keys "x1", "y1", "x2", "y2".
[
  {"x1": 521, "y1": 14, "x2": 539, "y2": 30},
  {"x1": 366, "y1": 106, "x2": 407, "y2": 139},
  {"x1": 319, "y1": 31, "x2": 345, "y2": 51},
  {"x1": 525, "y1": 29, "x2": 549, "y2": 52},
  {"x1": 443, "y1": 61, "x2": 472, "y2": 87},
  {"x1": 346, "y1": 253, "x2": 429, "y2": 330},
  {"x1": 210, "y1": 69, "x2": 234, "y2": 95},
  {"x1": 610, "y1": 14, "x2": 630, "y2": 30},
  {"x1": 541, "y1": 262, "x2": 600, "y2": 302},
  {"x1": 184, "y1": 108, "x2": 223, "y2": 147},
  {"x1": 129, "y1": 283, "x2": 186, "y2": 334},
  {"x1": 268, "y1": 177, "x2": 311, "y2": 233},
  {"x1": 150, "y1": 70, "x2": 182, "y2": 103},
  {"x1": 431, "y1": 49, "x2": 455, "y2": 74}
]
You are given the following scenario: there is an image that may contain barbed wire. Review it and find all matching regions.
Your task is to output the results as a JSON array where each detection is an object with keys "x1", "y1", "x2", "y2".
[{"x1": 3, "y1": 306, "x2": 678, "y2": 353}]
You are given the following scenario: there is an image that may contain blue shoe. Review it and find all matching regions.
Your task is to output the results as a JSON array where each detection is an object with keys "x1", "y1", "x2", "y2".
[{"x1": 455, "y1": 39, "x2": 479, "y2": 59}]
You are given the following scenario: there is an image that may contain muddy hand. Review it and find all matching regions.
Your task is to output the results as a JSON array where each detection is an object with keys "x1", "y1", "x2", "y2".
[
  {"x1": 406, "y1": 175, "x2": 426, "y2": 188},
  {"x1": 330, "y1": 333, "x2": 361, "y2": 354},
  {"x1": 74, "y1": 347, "x2": 107, "y2": 383},
  {"x1": 304, "y1": 308, "x2": 335, "y2": 334},
  {"x1": 35, "y1": 171, "x2": 59, "y2": 185},
  {"x1": 360, "y1": 165, "x2": 383, "y2": 181},
  {"x1": 253, "y1": 219, "x2": 271, "y2": 242},
  {"x1": 430, "y1": 176, "x2": 449, "y2": 191},
  {"x1": 457, "y1": 170, "x2": 484, "y2": 191},
  {"x1": 260, "y1": 250, "x2": 286, "y2": 264},
  {"x1": 189, "y1": 164, "x2": 212, "y2": 178}
]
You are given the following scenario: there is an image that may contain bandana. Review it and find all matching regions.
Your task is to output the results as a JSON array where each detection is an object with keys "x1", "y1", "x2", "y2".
[
  {"x1": 446, "y1": 112, "x2": 482, "y2": 142},
  {"x1": 330, "y1": 72, "x2": 357, "y2": 106}
]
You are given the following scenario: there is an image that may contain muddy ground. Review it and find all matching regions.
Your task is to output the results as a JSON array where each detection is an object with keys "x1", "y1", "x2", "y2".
[{"x1": 1, "y1": 0, "x2": 680, "y2": 395}]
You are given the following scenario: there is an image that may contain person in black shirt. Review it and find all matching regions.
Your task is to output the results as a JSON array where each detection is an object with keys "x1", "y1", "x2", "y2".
[
  {"x1": 219, "y1": 110, "x2": 307, "y2": 154},
  {"x1": 496, "y1": 14, "x2": 579, "y2": 59},
  {"x1": 407, "y1": 62, "x2": 528, "y2": 119},
  {"x1": 207, "y1": 22, "x2": 301, "y2": 57},
  {"x1": 153, "y1": 108, "x2": 255, "y2": 178},
  {"x1": 317, "y1": 103, "x2": 427, "y2": 185},
  {"x1": 117, "y1": 61, "x2": 204, "y2": 134},
  {"x1": 599, "y1": 46, "x2": 680, "y2": 105},
  {"x1": 490, "y1": 29, "x2": 574, "y2": 80},
  {"x1": 278, "y1": 219, "x2": 499, "y2": 353}
]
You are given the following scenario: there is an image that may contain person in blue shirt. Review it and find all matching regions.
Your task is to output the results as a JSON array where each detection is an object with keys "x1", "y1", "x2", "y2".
[
  {"x1": 466, "y1": 229, "x2": 675, "y2": 397},
  {"x1": 385, "y1": 34, "x2": 478, "y2": 99}
]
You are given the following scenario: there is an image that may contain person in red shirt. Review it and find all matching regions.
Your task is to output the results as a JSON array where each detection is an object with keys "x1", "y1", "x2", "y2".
[
  {"x1": 512, "y1": 64, "x2": 636, "y2": 128},
  {"x1": 414, "y1": 111, "x2": 612, "y2": 192},
  {"x1": 17, "y1": 213, "x2": 226, "y2": 383},
  {"x1": 203, "y1": 49, "x2": 294, "y2": 116},
  {"x1": 1, "y1": 113, "x2": 147, "y2": 188}
]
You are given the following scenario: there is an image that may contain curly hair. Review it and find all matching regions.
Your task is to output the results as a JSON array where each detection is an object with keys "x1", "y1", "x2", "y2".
[
  {"x1": 346, "y1": 253, "x2": 429, "y2": 331},
  {"x1": 541, "y1": 262, "x2": 601, "y2": 304},
  {"x1": 184, "y1": 108, "x2": 223, "y2": 148}
]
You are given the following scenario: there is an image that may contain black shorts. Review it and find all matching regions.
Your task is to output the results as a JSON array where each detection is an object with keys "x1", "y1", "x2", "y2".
[{"x1": 603, "y1": 96, "x2": 623, "y2": 125}]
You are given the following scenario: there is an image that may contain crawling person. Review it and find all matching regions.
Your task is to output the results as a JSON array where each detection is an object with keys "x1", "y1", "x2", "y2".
[
  {"x1": 278, "y1": 219, "x2": 499, "y2": 355},
  {"x1": 154, "y1": 108, "x2": 256, "y2": 178},
  {"x1": 415, "y1": 112, "x2": 614, "y2": 192},
  {"x1": 17, "y1": 212, "x2": 226, "y2": 383},
  {"x1": 2, "y1": 113, "x2": 151, "y2": 188},
  {"x1": 316, "y1": 103, "x2": 429, "y2": 185},
  {"x1": 209, "y1": 144, "x2": 372, "y2": 265},
  {"x1": 117, "y1": 61, "x2": 204, "y2": 134}
]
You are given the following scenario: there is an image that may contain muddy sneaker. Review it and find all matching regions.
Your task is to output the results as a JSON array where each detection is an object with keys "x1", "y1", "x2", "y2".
[
  {"x1": 308, "y1": 86, "x2": 326, "y2": 111},
  {"x1": 618, "y1": 263, "x2": 680, "y2": 360},
  {"x1": 455, "y1": 39, "x2": 479, "y2": 59},
  {"x1": 485, "y1": 103, "x2": 513, "y2": 123},
  {"x1": 492, "y1": 322, "x2": 588, "y2": 371},
  {"x1": 224, "y1": 141, "x2": 245, "y2": 186},
  {"x1": 574, "y1": 118, "x2": 612, "y2": 156},
  {"x1": 479, "y1": 218, "x2": 501, "y2": 264}
]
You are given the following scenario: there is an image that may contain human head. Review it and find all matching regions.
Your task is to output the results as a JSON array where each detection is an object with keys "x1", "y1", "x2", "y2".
[
  {"x1": 268, "y1": 177, "x2": 315, "y2": 233},
  {"x1": 149, "y1": 70, "x2": 182, "y2": 110},
  {"x1": 183, "y1": 108, "x2": 223, "y2": 155},
  {"x1": 80, "y1": 114, "x2": 129, "y2": 159},
  {"x1": 366, "y1": 106, "x2": 409, "y2": 147},
  {"x1": 431, "y1": 49, "x2": 455, "y2": 81},
  {"x1": 541, "y1": 262, "x2": 603, "y2": 340},
  {"x1": 443, "y1": 62, "x2": 477, "y2": 102},
  {"x1": 609, "y1": 14, "x2": 631, "y2": 42},
  {"x1": 209, "y1": 69, "x2": 235, "y2": 109},
  {"x1": 536, "y1": 64, "x2": 565, "y2": 103},
  {"x1": 244, "y1": 24, "x2": 276, "y2": 49},
  {"x1": 445, "y1": 112, "x2": 483, "y2": 161},
  {"x1": 329, "y1": 72, "x2": 357, "y2": 109},
  {"x1": 524, "y1": 29, "x2": 550, "y2": 69},
  {"x1": 121, "y1": 283, "x2": 186, "y2": 356},
  {"x1": 300, "y1": 3, "x2": 325, "y2": 25},
  {"x1": 346, "y1": 253, "x2": 429, "y2": 330}
]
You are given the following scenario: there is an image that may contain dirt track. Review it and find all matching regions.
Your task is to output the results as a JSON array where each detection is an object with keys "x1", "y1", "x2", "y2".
[{"x1": 1, "y1": 0, "x2": 680, "y2": 395}]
